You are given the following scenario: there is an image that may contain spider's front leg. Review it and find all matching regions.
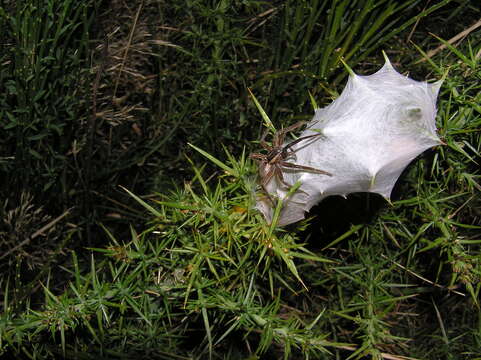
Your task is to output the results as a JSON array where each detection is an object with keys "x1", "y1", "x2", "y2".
[
  {"x1": 252, "y1": 160, "x2": 276, "y2": 205},
  {"x1": 280, "y1": 121, "x2": 307, "y2": 135},
  {"x1": 259, "y1": 128, "x2": 274, "y2": 150},
  {"x1": 250, "y1": 152, "x2": 266, "y2": 162},
  {"x1": 274, "y1": 164, "x2": 311, "y2": 197},
  {"x1": 283, "y1": 133, "x2": 322, "y2": 153},
  {"x1": 273, "y1": 121, "x2": 307, "y2": 148},
  {"x1": 281, "y1": 161, "x2": 332, "y2": 176},
  {"x1": 274, "y1": 165, "x2": 294, "y2": 189}
]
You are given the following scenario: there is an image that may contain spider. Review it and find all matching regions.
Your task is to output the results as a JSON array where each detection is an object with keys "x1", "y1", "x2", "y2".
[{"x1": 250, "y1": 121, "x2": 332, "y2": 202}]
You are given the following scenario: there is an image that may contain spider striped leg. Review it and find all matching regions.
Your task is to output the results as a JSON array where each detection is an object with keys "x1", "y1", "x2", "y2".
[
  {"x1": 281, "y1": 161, "x2": 332, "y2": 176},
  {"x1": 273, "y1": 121, "x2": 307, "y2": 147},
  {"x1": 284, "y1": 133, "x2": 322, "y2": 151},
  {"x1": 274, "y1": 165, "x2": 294, "y2": 188},
  {"x1": 279, "y1": 120, "x2": 307, "y2": 134},
  {"x1": 259, "y1": 128, "x2": 273, "y2": 150}
]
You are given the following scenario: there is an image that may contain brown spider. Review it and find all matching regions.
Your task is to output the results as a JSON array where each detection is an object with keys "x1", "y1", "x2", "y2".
[{"x1": 250, "y1": 121, "x2": 332, "y2": 201}]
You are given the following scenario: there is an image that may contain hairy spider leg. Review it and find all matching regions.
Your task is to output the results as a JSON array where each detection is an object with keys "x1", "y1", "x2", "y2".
[
  {"x1": 259, "y1": 161, "x2": 277, "y2": 205},
  {"x1": 259, "y1": 128, "x2": 273, "y2": 150},
  {"x1": 251, "y1": 120, "x2": 321, "y2": 205},
  {"x1": 280, "y1": 161, "x2": 332, "y2": 176},
  {"x1": 273, "y1": 164, "x2": 293, "y2": 188},
  {"x1": 272, "y1": 121, "x2": 307, "y2": 147},
  {"x1": 283, "y1": 133, "x2": 322, "y2": 151},
  {"x1": 250, "y1": 153, "x2": 266, "y2": 161},
  {"x1": 278, "y1": 121, "x2": 307, "y2": 136}
]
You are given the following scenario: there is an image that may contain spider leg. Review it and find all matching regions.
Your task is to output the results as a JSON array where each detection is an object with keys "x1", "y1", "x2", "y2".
[
  {"x1": 250, "y1": 153, "x2": 267, "y2": 161},
  {"x1": 260, "y1": 163, "x2": 275, "y2": 187},
  {"x1": 273, "y1": 121, "x2": 307, "y2": 147},
  {"x1": 257, "y1": 164, "x2": 277, "y2": 205},
  {"x1": 275, "y1": 165, "x2": 293, "y2": 188},
  {"x1": 259, "y1": 128, "x2": 273, "y2": 150},
  {"x1": 280, "y1": 161, "x2": 332, "y2": 176},
  {"x1": 276, "y1": 137, "x2": 317, "y2": 163},
  {"x1": 284, "y1": 133, "x2": 322, "y2": 151},
  {"x1": 281, "y1": 120, "x2": 307, "y2": 134},
  {"x1": 260, "y1": 183, "x2": 276, "y2": 206}
]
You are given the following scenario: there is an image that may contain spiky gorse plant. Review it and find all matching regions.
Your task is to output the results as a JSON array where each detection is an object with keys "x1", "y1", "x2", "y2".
[
  {"x1": 1, "y1": 2, "x2": 480, "y2": 358},
  {"x1": 1, "y1": 45, "x2": 480, "y2": 358}
]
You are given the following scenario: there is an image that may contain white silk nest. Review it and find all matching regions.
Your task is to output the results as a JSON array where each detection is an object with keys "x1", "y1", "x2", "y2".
[{"x1": 256, "y1": 58, "x2": 443, "y2": 226}]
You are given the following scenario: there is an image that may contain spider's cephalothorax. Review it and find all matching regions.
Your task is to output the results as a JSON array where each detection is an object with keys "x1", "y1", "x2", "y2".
[{"x1": 250, "y1": 121, "x2": 332, "y2": 202}]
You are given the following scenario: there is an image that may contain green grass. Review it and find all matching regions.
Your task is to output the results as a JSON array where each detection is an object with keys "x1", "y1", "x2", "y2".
[
  {"x1": 0, "y1": 0, "x2": 480, "y2": 359},
  {"x1": 0, "y1": 0, "x2": 91, "y2": 197}
]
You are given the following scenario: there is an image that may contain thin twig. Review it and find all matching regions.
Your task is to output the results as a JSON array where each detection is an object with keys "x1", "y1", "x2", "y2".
[
  {"x1": 448, "y1": 194, "x2": 474, "y2": 219},
  {"x1": 406, "y1": 0, "x2": 431, "y2": 43},
  {"x1": 382, "y1": 255, "x2": 465, "y2": 297},
  {"x1": 431, "y1": 298, "x2": 449, "y2": 344},
  {"x1": 245, "y1": 7, "x2": 277, "y2": 36},
  {"x1": 85, "y1": 37, "x2": 109, "y2": 244},
  {"x1": 416, "y1": 18, "x2": 481, "y2": 62},
  {"x1": 337, "y1": 345, "x2": 419, "y2": 360},
  {"x1": 113, "y1": 1, "x2": 143, "y2": 98},
  {"x1": 0, "y1": 208, "x2": 72, "y2": 260}
]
